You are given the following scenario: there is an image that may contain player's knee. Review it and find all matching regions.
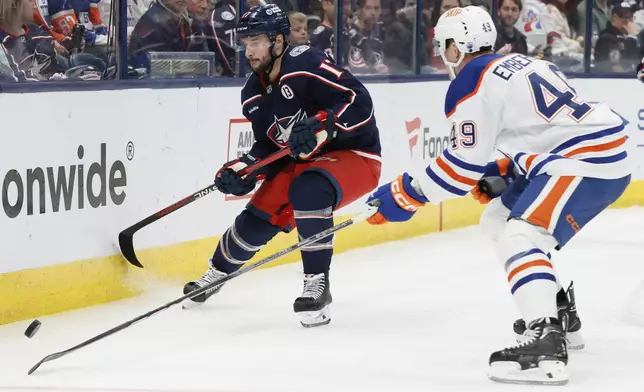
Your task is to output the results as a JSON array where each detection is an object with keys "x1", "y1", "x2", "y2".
[
  {"x1": 495, "y1": 218, "x2": 558, "y2": 263},
  {"x1": 479, "y1": 198, "x2": 510, "y2": 242},
  {"x1": 289, "y1": 171, "x2": 337, "y2": 210},
  {"x1": 233, "y1": 210, "x2": 280, "y2": 247},
  {"x1": 216, "y1": 210, "x2": 280, "y2": 264}
]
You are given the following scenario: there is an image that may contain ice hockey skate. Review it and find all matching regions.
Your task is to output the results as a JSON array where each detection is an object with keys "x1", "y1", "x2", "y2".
[
  {"x1": 182, "y1": 259, "x2": 228, "y2": 309},
  {"x1": 513, "y1": 282, "x2": 584, "y2": 350},
  {"x1": 489, "y1": 317, "x2": 569, "y2": 385},
  {"x1": 293, "y1": 272, "x2": 332, "y2": 328}
]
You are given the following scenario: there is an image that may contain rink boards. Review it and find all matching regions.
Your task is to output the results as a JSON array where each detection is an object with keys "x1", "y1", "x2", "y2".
[{"x1": 1, "y1": 79, "x2": 643, "y2": 325}]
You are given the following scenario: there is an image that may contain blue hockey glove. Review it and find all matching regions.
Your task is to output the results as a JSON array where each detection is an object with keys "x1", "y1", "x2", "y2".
[
  {"x1": 288, "y1": 110, "x2": 337, "y2": 159},
  {"x1": 83, "y1": 29, "x2": 97, "y2": 46},
  {"x1": 215, "y1": 154, "x2": 265, "y2": 196},
  {"x1": 471, "y1": 158, "x2": 518, "y2": 204},
  {"x1": 366, "y1": 173, "x2": 428, "y2": 225},
  {"x1": 94, "y1": 26, "x2": 108, "y2": 36}
]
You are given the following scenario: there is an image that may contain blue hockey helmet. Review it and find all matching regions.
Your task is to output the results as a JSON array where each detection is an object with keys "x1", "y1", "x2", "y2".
[{"x1": 236, "y1": 4, "x2": 291, "y2": 42}]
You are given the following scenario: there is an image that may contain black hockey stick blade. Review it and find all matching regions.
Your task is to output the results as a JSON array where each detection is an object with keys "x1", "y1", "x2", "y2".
[
  {"x1": 118, "y1": 183, "x2": 218, "y2": 268},
  {"x1": 29, "y1": 204, "x2": 376, "y2": 375},
  {"x1": 117, "y1": 148, "x2": 292, "y2": 268},
  {"x1": 118, "y1": 230, "x2": 141, "y2": 268}
]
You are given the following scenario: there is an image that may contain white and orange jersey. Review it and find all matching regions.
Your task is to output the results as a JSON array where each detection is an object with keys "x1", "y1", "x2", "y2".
[
  {"x1": 413, "y1": 52, "x2": 631, "y2": 204},
  {"x1": 32, "y1": 0, "x2": 78, "y2": 39},
  {"x1": 76, "y1": 0, "x2": 106, "y2": 30}
]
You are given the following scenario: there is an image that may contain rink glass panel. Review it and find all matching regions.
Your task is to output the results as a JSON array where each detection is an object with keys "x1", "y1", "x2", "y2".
[{"x1": 0, "y1": 0, "x2": 640, "y2": 83}]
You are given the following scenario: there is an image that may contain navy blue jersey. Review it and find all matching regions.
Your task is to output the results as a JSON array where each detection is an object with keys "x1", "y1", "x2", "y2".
[
  {"x1": 0, "y1": 24, "x2": 57, "y2": 80},
  {"x1": 310, "y1": 25, "x2": 334, "y2": 57},
  {"x1": 310, "y1": 24, "x2": 352, "y2": 65},
  {"x1": 241, "y1": 44, "x2": 381, "y2": 162},
  {"x1": 205, "y1": 2, "x2": 236, "y2": 76}
]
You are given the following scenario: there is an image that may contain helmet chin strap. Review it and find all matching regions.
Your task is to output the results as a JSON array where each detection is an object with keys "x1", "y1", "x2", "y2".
[
  {"x1": 440, "y1": 50, "x2": 465, "y2": 80},
  {"x1": 260, "y1": 35, "x2": 288, "y2": 78}
]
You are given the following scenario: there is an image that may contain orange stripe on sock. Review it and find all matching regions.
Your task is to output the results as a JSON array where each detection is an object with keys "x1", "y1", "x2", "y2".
[
  {"x1": 564, "y1": 136, "x2": 627, "y2": 157},
  {"x1": 526, "y1": 176, "x2": 576, "y2": 229},
  {"x1": 435, "y1": 156, "x2": 478, "y2": 186},
  {"x1": 507, "y1": 259, "x2": 553, "y2": 282}
]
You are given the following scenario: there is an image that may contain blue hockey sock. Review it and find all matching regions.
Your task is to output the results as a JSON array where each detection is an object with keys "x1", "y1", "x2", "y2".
[
  {"x1": 212, "y1": 210, "x2": 280, "y2": 274},
  {"x1": 289, "y1": 172, "x2": 337, "y2": 275}
]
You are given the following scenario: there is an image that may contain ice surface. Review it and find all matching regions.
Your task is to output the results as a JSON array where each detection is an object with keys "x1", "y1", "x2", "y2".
[{"x1": 2, "y1": 208, "x2": 644, "y2": 391}]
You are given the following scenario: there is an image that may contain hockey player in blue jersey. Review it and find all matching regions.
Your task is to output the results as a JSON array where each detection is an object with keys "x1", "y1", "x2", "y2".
[
  {"x1": 365, "y1": 6, "x2": 631, "y2": 385},
  {"x1": 182, "y1": 4, "x2": 382, "y2": 328}
]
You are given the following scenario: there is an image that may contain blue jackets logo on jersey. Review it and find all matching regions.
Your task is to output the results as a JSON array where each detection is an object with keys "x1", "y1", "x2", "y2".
[{"x1": 268, "y1": 109, "x2": 308, "y2": 146}]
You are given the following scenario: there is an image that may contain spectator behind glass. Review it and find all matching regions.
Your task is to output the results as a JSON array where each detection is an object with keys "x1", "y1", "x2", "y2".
[
  {"x1": 383, "y1": 0, "x2": 434, "y2": 74},
  {"x1": 73, "y1": 0, "x2": 108, "y2": 45},
  {"x1": 92, "y1": 0, "x2": 153, "y2": 44},
  {"x1": 198, "y1": 0, "x2": 238, "y2": 77},
  {"x1": 594, "y1": 1, "x2": 641, "y2": 72},
  {"x1": 495, "y1": 0, "x2": 528, "y2": 54},
  {"x1": 32, "y1": 0, "x2": 106, "y2": 52},
  {"x1": 545, "y1": 0, "x2": 584, "y2": 55},
  {"x1": 187, "y1": 0, "x2": 208, "y2": 20},
  {"x1": 635, "y1": 0, "x2": 644, "y2": 30},
  {"x1": 0, "y1": 41, "x2": 23, "y2": 81},
  {"x1": 577, "y1": 0, "x2": 610, "y2": 44},
  {"x1": 347, "y1": 0, "x2": 388, "y2": 74},
  {"x1": 288, "y1": 11, "x2": 309, "y2": 45},
  {"x1": 0, "y1": 0, "x2": 68, "y2": 80},
  {"x1": 128, "y1": 0, "x2": 208, "y2": 70},
  {"x1": 310, "y1": 0, "x2": 352, "y2": 61}
]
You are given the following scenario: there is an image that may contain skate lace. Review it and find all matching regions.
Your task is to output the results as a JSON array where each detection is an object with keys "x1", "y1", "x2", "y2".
[
  {"x1": 511, "y1": 327, "x2": 542, "y2": 349},
  {"x1": 302, "y1": 274, "x2": 325, "y2": 299},
  {"x1": 196, "y1": 268, "x2": 226, "y2": 290}
]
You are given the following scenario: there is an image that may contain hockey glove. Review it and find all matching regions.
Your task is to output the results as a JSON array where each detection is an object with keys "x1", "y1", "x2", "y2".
[
  {"x1": 288, "y1": 110, "x2": 337, "y2": 159},
  {"x1": 215, "y1": 154, "x2": 265, "y2": 196},
  {"x1": 637, "y1": 58, "x2": 644, "y2": 83},
  {"x1": 94, "y1": 26, "x2": 108, "y2": 36},
  {"x1": 83, "y1": 29, "x2": 97, "y2": 47},
  {"x1": 471, "y1": 158, "x2": 517, "y2": 204},
  {"x1": 366, "y1": 173, "x2": 428, "y2": 225}
]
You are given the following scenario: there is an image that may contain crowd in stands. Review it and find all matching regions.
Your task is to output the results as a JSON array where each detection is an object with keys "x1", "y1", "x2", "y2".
[
  {"x1": 1, "y1": 0, "x2": 643, "y2": 81},
  {"x1": 0, "y1": 0, "x2": 110, "y2": 81}
]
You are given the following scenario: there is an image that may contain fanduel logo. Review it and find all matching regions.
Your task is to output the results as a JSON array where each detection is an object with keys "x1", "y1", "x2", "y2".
[
  {"x1": 422, "y1": 128, "x2": 450, "y2": 160},
  {"x1": 2, "y1": 143, "x2": 127, "y2": 218},
  {"x1": 406, "y1": 117, "x2": 449, "y2": 160}
]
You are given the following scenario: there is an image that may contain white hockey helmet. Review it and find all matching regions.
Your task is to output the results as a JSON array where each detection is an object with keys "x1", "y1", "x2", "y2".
[{"x1": 434, "y1": 6, "x2": 497, "y2": 78}]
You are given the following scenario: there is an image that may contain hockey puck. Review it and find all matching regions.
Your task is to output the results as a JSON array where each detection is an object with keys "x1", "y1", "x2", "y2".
[{"x1": 24, "y1": 320, "x2": 41, "y2": 338}]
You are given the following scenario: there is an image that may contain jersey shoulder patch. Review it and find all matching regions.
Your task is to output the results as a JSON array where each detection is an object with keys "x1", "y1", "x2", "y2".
[
  {"x1": 290, "y1": 45, "x2": 311, "y2": 57},
  {"x1": 280, "y1": 46, "x2": 330, "y2": 79},
  {"x1": 313, "y1": 26, "x2": 326, "y2": 35},
  {"x1": 220, "y1": 10, "x2": 235, "y2": 21},
  {"x1": 444, "y1": 54, "x2": 504, "y2": 117}
]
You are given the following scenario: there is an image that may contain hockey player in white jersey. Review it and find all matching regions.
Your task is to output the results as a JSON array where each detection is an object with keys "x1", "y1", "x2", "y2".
[{"x1": 365, "y1": 6, "x2": 631, "y2": 386}]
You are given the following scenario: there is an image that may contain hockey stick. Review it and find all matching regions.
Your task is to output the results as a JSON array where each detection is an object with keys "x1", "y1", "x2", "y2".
[
  {"x1": 118, "y1": 148, "x2": 291, "y2": 268},
  {"x1": 28, "y1": 204, "x2": 377, "y2": 375}
]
